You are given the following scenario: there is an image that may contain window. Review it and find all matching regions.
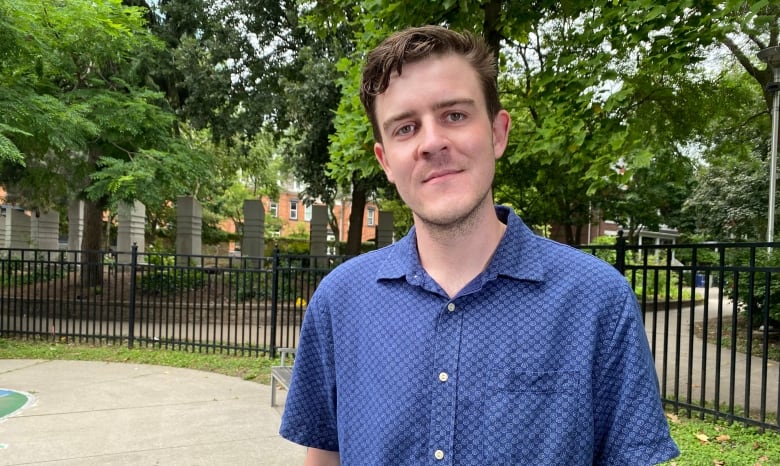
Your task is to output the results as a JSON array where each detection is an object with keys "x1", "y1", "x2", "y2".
[
  {"x1": 304, "y1": 204, "x2": 313, "y2": 222},
  {"x1": 367, "y1": 207, "x2": 376, "y2": 226},
  {"x1": 270, "y1": 202, "x2": 278, "y2": 218},
  {"x1": 289, "y1": 200, "x2": 298, "y2": 220}
]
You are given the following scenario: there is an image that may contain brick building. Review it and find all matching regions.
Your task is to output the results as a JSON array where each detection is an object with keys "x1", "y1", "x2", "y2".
[{"x1": 261, "y1": 190, "x2": 380, "y2": 244}]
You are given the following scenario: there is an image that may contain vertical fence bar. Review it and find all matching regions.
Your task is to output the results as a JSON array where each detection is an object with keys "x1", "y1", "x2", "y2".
[
  {"x1": 270, "y1": 246, "x2": 280, "y2": 358},
  {"x1": 614, "y1": 230, "x2": 626, "y2": 275},
  {"x1": 128, "y1": 244, "x2": 138, "y2": 349},
  {"x1": 745, "y1": 247, "x2": 757, "y2": 418}
]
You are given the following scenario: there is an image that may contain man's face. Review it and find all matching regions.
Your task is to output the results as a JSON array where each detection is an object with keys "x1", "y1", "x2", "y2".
[{"x1": 373, "y1": 53, "x2": 510, "y2": 228}]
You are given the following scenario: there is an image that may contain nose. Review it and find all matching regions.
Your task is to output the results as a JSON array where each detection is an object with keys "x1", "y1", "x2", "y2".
[{"x1": 418, "y1": 119, "x2": 448, "y2": 158}]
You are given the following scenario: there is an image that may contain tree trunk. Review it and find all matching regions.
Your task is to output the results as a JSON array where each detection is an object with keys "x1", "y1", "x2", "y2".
[
  {"x1": 482, "y1": 0, "x2": 503, "y2": 59},
  {"x1": 345, "y1": 178, "x2": 367, "y2": 256},
  {"x1": 327, "y1": 202, "x2": 340, "y2": 249},
  {"x1": 80, "y1": 146, "x2": 106, "y2": 288}
]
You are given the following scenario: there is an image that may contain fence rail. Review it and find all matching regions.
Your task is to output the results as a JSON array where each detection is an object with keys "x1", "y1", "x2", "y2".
[
  {"x1": 2, "y1": 239, "x2": 779, "y2": 432},
  {"x1": 0, "y1": 246, "x2": 349, "y2": 358}
]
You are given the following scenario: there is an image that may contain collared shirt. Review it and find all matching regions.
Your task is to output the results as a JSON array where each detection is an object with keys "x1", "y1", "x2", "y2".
[{"x1": 280, "y1": 206, "x2": 679, "y2": 465}]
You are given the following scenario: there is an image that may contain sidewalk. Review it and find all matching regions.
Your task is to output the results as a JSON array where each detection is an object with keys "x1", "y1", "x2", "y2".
[{"x1": 0, "y1": 359, "x2": 305, "y2": 465}]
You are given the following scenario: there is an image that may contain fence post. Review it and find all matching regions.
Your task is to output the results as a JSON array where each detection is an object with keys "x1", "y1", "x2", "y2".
[
  {"x1": 615, "y1": 230, "x2": 626, "y2": 276},
  {"x1": 270, "y1": 246, "x2": 280, "y2": 358},
  {"x1": 127, "y1": 243, "x2": 138, "y2": 349}
]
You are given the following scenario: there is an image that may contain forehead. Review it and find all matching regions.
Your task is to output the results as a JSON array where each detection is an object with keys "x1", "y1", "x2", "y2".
[{"x1": 375, "y1": 54, "x2": 485, "y2": 116}]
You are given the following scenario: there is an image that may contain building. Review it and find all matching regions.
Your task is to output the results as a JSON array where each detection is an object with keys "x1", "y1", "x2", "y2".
[{"x1": 260, "y1": 189, "x2": 380, "y2": 244}]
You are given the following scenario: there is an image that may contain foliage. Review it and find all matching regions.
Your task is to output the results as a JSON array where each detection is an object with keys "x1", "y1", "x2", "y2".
[
  {"x1": 319, "y1": 1, "x2": 756, "y2": 244},
  {"x1": 0, "y1": 259, "x2": 64, "y2": 287},
  {"x1": 268, "y1": 238, "x2": 311, "y2": 256},
  {"x1": 0, "y1": 0, "x2": 156, "y2": 210},
  {"x1": 722, "y1": 248, "x2": 780, "y2": 325},
  {"x1": 137, "y1": 253, "x2": 205, "y2": 294},
  {"x1": 680, "y1": 71, "x2": 771, "y2": 241},
  {"x1": 586, "y1": 235, "x2": 618, "y2": 265},
  {"x1": 137, "y1": 269, "x2": 205, "y2": 294},
  {"x1": 627, "y1": 268, "x2": 694, "y2": 302}
]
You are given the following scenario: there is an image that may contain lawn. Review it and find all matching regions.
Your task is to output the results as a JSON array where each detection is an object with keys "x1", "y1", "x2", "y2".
[{"x1": 2, "y1": 338, "x2": 779, "y2": 464}]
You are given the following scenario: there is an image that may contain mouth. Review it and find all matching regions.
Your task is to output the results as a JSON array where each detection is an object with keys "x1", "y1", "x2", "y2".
[{"x1": 423, "y1": 169, "x2": 462, "y2": 183}]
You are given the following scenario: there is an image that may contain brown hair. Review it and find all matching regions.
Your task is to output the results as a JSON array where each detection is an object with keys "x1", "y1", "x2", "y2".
[{"x1": 360, "y1": 25, "x2": 501, "y2": 142}]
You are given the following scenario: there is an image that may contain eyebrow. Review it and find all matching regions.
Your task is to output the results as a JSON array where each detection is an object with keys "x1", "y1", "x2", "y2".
[{"x1": 381, "y1": 98, "x2": 477, "y2": 134}]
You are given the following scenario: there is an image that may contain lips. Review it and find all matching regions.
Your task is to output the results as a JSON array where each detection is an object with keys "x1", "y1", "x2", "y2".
[{"x1": 423, "y1": 169, "x2": 462, "y2": 183}]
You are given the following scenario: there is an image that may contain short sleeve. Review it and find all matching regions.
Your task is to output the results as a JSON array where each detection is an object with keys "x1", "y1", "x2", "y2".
[
  {"x1": 279, "y1": 291, "x2": 340, "y2": 452},
  {"x1": 592, "y1": 284, "x2": 679, "y2": 465}
]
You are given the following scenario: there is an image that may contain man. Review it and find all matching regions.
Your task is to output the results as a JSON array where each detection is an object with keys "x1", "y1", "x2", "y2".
[{"x1": 280, "y1": 25, "x2": 679, "y2": 465}]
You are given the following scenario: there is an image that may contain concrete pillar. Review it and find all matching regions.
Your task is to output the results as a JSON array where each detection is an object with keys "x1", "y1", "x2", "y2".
[
  {"x1": 67, "y1": 200, "x2": 84, "y2": 261},
  {"x1": 0, "y1": 206, "x2": 6, "y2": 249},
  {"x1": 7, "y1": 208, "x2": 31, "y2": 249},
  {"x1": 116, "y1": 200, "x2": 146, "y2": 264},
  {"x1": 31, "y1": 210, "x2": 59, "y2": 250},
  {"x1": 376, "y1": 210, "x2": 394, "y2": 248},
  {"x1": 242, "y1": 199, "x2": 265, "y2": 259},
  {"x1": 309, "y1": 205, "x2": 328, "y2": 257},
  {"x1": 176, "y1": 195, "x2": 202, "y2": 265}
]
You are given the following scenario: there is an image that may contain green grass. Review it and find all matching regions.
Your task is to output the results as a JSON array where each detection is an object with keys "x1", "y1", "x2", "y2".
[
  {"x1": 0, "y1": 338, "x2": 278, "y2": 384},
  {"x1": 662, "y1": 412, "x2": 780, "y2": 465},
  {"x1": 2, "y1": 337, "x2": 779, "y2": 464}
]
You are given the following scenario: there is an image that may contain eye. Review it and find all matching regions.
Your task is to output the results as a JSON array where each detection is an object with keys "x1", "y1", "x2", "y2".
[
  {"x1": 446, "y1": 112, "x2": 466, "y2": 122},
  {"x1": 396, "y1": 123, "x2": 415, "y2": 136}
]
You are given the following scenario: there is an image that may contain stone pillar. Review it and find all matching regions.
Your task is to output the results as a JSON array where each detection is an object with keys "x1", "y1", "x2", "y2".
[
  {"x1": 0, "y1": 206, "x2": 6, "y2": 249},
  {"x1": 68, "y1": 200, "x2": 84, "y2": 261},
  {"x1": 309, "y1": 205, "x2": 328, "y2": 259},
  {"x1": 242, "y1": 199, "x2": 265, "y2": 259},
  {"x1": 376, "y1": 210, "x2": 394, "y2": 248},
  {"x1": 7, "y1": 208, "x2": 31, "y2": 249},
  {"x1": 116, "y1": 200, "x2": 146, "y2": 264},
  {"x1": 176, "y1": 195, "x2": 202, "y2": 265},
  {"x1": 31, "y1": 210, "x2": 59, "y2": 250}
]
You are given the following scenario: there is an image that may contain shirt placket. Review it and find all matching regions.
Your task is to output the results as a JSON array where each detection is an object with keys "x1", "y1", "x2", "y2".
[{"x1": 427, "y1": 300, "x2": 463, "y2": 465}]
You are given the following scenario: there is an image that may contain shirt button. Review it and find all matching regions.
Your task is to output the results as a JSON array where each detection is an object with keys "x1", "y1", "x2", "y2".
[
  {"x1": 438, "y1": 372, "x2": 449, "y2": 382},
  {"x1": 434, "y1": 449, "x2": 445, "y2": 460},
  {"x1": 447, "y1": 302, "x2": 456, "y2": 312}
]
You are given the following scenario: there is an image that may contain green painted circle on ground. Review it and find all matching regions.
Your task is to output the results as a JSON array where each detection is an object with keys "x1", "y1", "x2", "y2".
[{"x1": 0, "y1": 389, "x2": 30, "y2": 419}]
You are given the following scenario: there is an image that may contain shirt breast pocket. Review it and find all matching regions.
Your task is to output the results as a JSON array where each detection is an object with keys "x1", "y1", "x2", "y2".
[{"x1": 467, "y1": 370, "x2": 591, "y2": 465}]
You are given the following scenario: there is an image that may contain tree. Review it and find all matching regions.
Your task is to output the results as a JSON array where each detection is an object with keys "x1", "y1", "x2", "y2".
[
  {"x1": 681, "y1": 71, "x2": 772, "y2": 240},
  {"x1": 324, "y1": 1, "x2": 744, "y2": 244},
  {"x1": 0, "y1": 0, "x2": 202, "y2": 286},
  {"x1": 717, "y1": 2, "x2": 780, "y2": 115},
  {"x1": 137, "y1": 0, "x2": 377, "y2": 253}
]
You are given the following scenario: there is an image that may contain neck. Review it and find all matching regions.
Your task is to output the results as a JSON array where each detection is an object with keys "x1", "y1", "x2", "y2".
[{"x1": 415, "y1": 204, "x2": 506, "y2": 298}]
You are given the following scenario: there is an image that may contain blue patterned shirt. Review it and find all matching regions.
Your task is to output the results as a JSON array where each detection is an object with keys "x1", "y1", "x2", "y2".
[{"x1": 280, "y1": 206, "x2": 679, "y2": 465}]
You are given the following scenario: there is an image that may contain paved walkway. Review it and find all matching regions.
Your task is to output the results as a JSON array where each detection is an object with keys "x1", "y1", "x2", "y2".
[
  {"x1": 0, "y1": 359, "x2": 305, "y2": 465},
  {"x1": 644, "y1": 290, "x2": 779, "y2": 420}
]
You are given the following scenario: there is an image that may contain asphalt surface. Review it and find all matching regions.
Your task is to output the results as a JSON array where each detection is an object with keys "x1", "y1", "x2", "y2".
[{"x1": 0, "y1": 359, "x2": 305, "y2": 465}]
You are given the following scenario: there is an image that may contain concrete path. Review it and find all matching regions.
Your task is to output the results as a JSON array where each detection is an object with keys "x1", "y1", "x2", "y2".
[
  {"x1": 0, "y1": 359, "x2": 305, "y2": 465},
  {"x1": 644, "y1": 289, "x2": 779, "y2": 420}
]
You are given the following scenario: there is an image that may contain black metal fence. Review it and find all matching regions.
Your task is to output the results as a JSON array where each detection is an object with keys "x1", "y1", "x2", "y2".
[
  {"x1": 2, "y1": 239, "x2": 779, "y2": 432},
  {"x1": 0, "y1": 246, "x2": 350, "y2": 358},
  {"x1": 580, "y1": 235, "x2": 780, "y2": 432}
]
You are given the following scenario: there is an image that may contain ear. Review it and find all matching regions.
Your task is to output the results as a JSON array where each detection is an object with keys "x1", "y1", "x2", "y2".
[
  {"x1": 491, "y1": 110, "x2": 511, "y2": 160},
  {"x1": 374, "y1": 142, "x2": 395, "y2": 184}
]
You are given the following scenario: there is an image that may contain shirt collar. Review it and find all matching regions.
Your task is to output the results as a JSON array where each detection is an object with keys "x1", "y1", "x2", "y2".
[{"x1": 376, "y1": 205, "x2": 545, "y2": 284}]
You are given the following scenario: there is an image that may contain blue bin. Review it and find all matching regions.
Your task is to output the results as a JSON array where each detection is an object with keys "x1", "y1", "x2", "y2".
[{"x1": 695, "y1": 273, "x2": 706, "y2": 287}]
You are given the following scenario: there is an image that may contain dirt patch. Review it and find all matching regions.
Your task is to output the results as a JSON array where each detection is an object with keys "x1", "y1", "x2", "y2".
[{"x1": 694, "y1": 314, "x2": 780, "y2": 362}]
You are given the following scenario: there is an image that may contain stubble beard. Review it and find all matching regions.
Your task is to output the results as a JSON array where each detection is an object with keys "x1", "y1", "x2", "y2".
[{"x1": 414, "y1": 186, "x2": 495, "y2": 241}]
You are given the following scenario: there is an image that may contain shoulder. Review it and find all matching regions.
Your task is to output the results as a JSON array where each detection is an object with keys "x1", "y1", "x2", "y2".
[{"x1": 499, "y1": 207, "x2": 628, "y2": 292}]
